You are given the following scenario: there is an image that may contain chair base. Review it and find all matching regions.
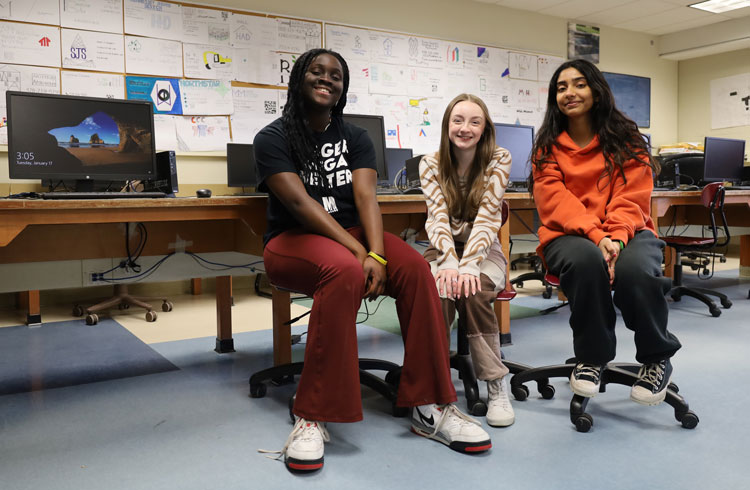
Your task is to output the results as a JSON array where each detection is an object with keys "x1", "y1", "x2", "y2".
[
  {"x1": 510, "y1": 271, "x2": 553, "y2": 299},
  {"x1": 509, "y1": 361, "x2": 699, "y2": 432},
  {"x1": 249, "y1": 358, "x2": 408, "y2": 418},
  {"x1": 669, "y1": 285, "x2": 732, "y2": 317},
  {"x1": 72, "y1": 284, "x2": 173, "y2": 325}
]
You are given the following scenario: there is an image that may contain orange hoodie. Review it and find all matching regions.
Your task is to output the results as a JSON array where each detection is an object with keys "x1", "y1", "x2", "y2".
[{"x1": 533, "y1": 131, "x2": 656, "y2": 259}]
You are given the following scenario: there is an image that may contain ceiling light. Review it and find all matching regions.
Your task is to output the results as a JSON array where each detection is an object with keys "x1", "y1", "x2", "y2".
[{"x1": 690, "y1": 0, "x2": 750, "y2": 13}]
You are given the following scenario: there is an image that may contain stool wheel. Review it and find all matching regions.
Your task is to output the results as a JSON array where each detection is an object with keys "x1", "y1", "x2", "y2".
[
  {"x1": 249, "y1": 383, "x2": 267, "y2": 398},
  {"x1": 539, "y1": 384, "x2": 555, "y2": 400},
  {"x1": 85, "y1": 313, "x2": 99, "y2": 325},
  {"x1": 574, "y1": 413, "x2": 593, "y2": 432},
  {"x1": 468, "y1": 399, "x2": 488, "y2": 417},
  {"x1": 511, "y1": 384, "x2": 529, "y2": 401},
  {"x1": 145, "y1": 310, "x2": 157, "y2": 322},
  {"x1": 73, "y1": 305, "x2": 84, "y2": 317},
  {"x1": 162, "y1": 301, "x2": 174, "y2": 312},
  {"x1": 678, "y1": 410, "x2": 699, "y2": 429},
  {"x1": 709, "y1": 305, "x2": 721, "y2": 317}
]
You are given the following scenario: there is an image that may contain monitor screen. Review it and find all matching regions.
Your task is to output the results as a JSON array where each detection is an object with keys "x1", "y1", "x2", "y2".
[
  {"x1": 227, "y1": 143, "x2": 257, "y2": 188},
  {"x1": 385, "y1": 147, "x2": 413, "y2": 186},
  {"x1": 703, "y1": 136, "x2": 745, "y2": 183},
  {"x1": 641, "y1": 133, "x2": 651, "y2": 153},
  {"x1": 342, "y1": 113, "x2": 387, "y2": 180},
  {"x1": 7, "y1": 91, "x2": 156, "y2": 186},
  {"x1": 494, "y1": 123, "x2": 534, "y2": 186}
]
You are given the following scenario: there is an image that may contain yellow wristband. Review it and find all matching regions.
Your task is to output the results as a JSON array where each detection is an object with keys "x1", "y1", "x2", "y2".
[{"x1": 368, "y1": 251, "x2": 388, "y2": 266}]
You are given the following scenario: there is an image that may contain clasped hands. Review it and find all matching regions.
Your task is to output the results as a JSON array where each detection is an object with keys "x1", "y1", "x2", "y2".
[
  {"x1": 436, "y1": 269, "x2": 481, "y2": 299},
  {"x1": 598, "y1": 237, "x2": 620, "y2": 285}
]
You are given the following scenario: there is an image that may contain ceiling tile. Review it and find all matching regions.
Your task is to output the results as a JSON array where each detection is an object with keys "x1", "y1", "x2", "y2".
[
  {"x1": 539, "y1": 0, "x2": 633, "y2": 19},
  {"x1": 613, "y1": 5, "x2": 719, "y2": 30},
  {"x1": 494, "y1": 0, "x2": 567, "y2": 10},
  {"x1": 577, "y1": 0, "x2": 675, "y2": 25},
  {"x1": 644, "y1": 15, "x2": 734, "y2": 34}
]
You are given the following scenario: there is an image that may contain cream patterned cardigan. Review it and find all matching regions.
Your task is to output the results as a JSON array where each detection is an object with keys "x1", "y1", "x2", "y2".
[{"x1": 419, "y1": 146, "x2": 512, "y2": 277}]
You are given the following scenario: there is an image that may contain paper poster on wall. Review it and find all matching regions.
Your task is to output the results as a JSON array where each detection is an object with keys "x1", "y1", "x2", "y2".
[
  {"x1": 232, "y1": 47, "x2": 277, "y2": 85},
  {"x1": 0, "y1": 22, "x2": 60, "y2": 68},
  {"x1": 183, "y1": 43, "x2": 234, "y2": 80},
  {"x1": 444, "y1": 43, "x2": 475, "y2": 70},
  {"x1": 229, "y1": 86, "x2": 280, "y2": 143},
  {"x1": 370, "y1": 94, "x2": 411, "y2": 148},
  {"x1": 179, "y1": 79, "x2": 233, "y2": 115},
  {"x1": 276, "y1": 18, "x2": 321, "y2": 53},
  {"x1": 369, "y1": 31, "x2": 409, "y2": 65},
  {"x1": 0, "y1": 0, "x2": 58, "y2": 24},
  {"x1": 568, "y1": 23, "x2": 599, "y2": 64},
  {"x1": 710, "y1": 73, "x2": 750, "y2": 129},
  {"x1": 510, "y1": 79, "x2": 539, "y2": 110},
  {"x1": 444, "y1": 68, "x2": 480, "y2": 99},
  {"x1": 407, "y1": 37, "x2": 445, "y2": 69},
  {"x1": 346, "y1": 59, "x2": 370, "y2": 91},
  {"x1": 408, "y1": 123, "x2": 440, "y2": 156},
  {"x1": 326, "y1": 25, "x2": 370, "y2": 61},
  {"x1": 343, "y1": 91, "x2": 371, "y2": 115},
  {"x1": 230, "y1": 13, "x2": 277, "y2": 50},
  {"x1": 0, "y1": 64, "x2": 60, "y2": 110},
  {"x1": 175, "y1": 115, "x2": 231, "y2": 151},
  {"x1": 61, "y1": 29, "x2": 124, "y2": 73},
  {"x1": 276, "y1": 52, "x2": 299, "y2": 86},
  {"x1": 126, "y1": 76, "x2": 183, "y2": 114},
  {"x1": 480, "y1": 75, "x2": 511, "y2": 121},
  {"x1": 154, "y1": 114, "x2": 178, "y2": 151},
  {"x1": 370, "y1": 63, "x2": 408, "y2": 96},
  {"x1": 182, "y1": 6, "x2": 230, "y2": 46},
  {"x1": 476, "y1": 46, "x2": 508, "y2": 77},
  {"x1": 125, "y1": 36, "x2": 183, "y2": 77},
  {"x1": 61, "y1": 0, "x2": 123, "y2": 34},
  {"x1": 407, "y1": 67, "x2": 443, "y2": 98},
  {"x1": 124, "y1": 0, "x2": 182, "y2": 41},
  {"x1": 509, "y1": 52, "x2": 538, "y2": 81},
  {"x1": 62, "y1": 71, "x2": 124, "y2": 99},
  {"x1": 537, "y1": 55, "x2": 564, "y2": 84}
]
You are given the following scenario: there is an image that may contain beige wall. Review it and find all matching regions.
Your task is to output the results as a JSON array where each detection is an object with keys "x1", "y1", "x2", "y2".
[
  {"x1": 677, "y1": 48, "x2": 750, "y2": 155},
  {"x1": 1, "y1": 0, "x2": 680, "y2": 192}
]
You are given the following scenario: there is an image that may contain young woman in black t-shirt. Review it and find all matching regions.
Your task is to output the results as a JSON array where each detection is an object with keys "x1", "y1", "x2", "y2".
[{"x1": 254, "y1": 48, "x2": 492, "y2": 472}]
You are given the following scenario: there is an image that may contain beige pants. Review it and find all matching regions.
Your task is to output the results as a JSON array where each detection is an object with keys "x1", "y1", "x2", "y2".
[{"x1": 425, "y1": 247, "x2": 509, "y2": 381}]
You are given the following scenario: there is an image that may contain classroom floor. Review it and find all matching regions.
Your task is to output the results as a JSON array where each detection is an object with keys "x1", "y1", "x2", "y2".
[{"x1": 1, "y1": 260, "x2": 749, "y2": 490}]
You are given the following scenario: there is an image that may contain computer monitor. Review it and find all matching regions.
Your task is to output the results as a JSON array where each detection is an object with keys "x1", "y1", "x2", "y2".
[
  {"x1": 641, "y1": 133, "x2": 651, "y2": 153},
  {"x1": 494, "y1": 122, "x2": 534, "y2": 189},
  {"x1": 342, "y1": 113, "x2": 388, "y2": 181},
  {"x1": 384, "y1": 147, "x2": 413, "y2": 186},
  {"x1": 227, "y1": 143, "x2": 257, "y2": 188},
  {"x1": 6, "y1": 91, "x2": 156, "y2": 191},
  {"x1": 703, "y1": 136, "x2": 745, "y2": 184}
]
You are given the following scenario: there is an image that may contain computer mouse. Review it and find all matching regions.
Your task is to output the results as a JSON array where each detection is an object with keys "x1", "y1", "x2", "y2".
[{"x1": 196, "y1": 188, "x2": 212, "y2": 198}]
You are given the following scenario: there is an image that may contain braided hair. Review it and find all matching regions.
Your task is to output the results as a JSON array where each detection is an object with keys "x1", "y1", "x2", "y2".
[
  {"x1": 282, "y1": 48, "x2": 350, "y2": 189},
  {"x1": 530, "y1": 59, "x2": 657, "y2": 193}
]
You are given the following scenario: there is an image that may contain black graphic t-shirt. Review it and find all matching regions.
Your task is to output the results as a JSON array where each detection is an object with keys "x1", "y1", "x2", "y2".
[{"x1": 254, "y1": 117, "x2": 376, "y2": 244}]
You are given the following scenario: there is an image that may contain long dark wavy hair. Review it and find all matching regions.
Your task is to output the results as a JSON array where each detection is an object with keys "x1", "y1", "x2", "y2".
[
  {"x1": 437, "y1": 94, "x2": 497, "y2": 223},
  {"x1": 530, "y1": 59, "x2": 657, "y2": 194},
  {"x1": 282, "y1": 48, "x2": 350, "y2": 189}
]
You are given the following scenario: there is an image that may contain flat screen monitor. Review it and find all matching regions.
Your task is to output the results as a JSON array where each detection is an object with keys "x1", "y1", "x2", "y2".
[
  {"x1": 494, "y1": 123, "x2": 534, "y2": 189},
  {"x1": 342, "y1": 113, "x2": 387, "y2": 181},
  {"x1": 703, "y1": 136, "x2": 745, "y2": 184},
  {"x1": 385, "y1": 147, "x2": 413, "y2": 186},
  {"x1": 6, "y1": 91, "x2": 156, "y2": 190},
  {"x1": 602, "y1": 72, "x2": 651, "y2": 128},
  {"x1": 227, "y1": 143, "x2": 257, "y2": 188},
  {"x1": 641, "y1": 133, "x2": 651, "y2": 153}
]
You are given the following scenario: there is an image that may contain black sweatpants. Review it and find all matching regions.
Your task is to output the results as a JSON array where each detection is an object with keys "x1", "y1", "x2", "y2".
[{"x1": 543, "y1": 230, "x2": 681, "y2": 365}]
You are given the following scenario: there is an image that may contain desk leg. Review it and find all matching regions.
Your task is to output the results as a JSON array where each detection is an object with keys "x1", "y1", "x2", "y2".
[
  {"x1": 214, "y1": 275, "x2": 235, "y2": 353},
  {"x1": 498, "y1": 218, "x2": 511, "y2": 345},
  {"x1": 272, "y1": 287, "x2": 292, "y2": 366},
  {"x1": 18, "y1": 290, "x2": 41, "y2": 325},
  {"x1": 741, "y1": 235, "x2": 750, "y2": 277}
]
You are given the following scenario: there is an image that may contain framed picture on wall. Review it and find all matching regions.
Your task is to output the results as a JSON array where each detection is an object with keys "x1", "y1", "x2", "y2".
[{"x1": 567, "y1": 23, "x2": 600, "y2": 64}]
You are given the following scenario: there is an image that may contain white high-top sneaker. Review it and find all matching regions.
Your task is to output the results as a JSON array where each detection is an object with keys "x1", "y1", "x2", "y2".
[{"x1": 486, "y1": 376, "x2": 515, "y2": 427}]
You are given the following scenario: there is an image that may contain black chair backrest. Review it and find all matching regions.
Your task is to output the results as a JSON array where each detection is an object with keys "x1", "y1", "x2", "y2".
[{"x1": 702, "y1": 182, "x2": 730, "y2": 248}]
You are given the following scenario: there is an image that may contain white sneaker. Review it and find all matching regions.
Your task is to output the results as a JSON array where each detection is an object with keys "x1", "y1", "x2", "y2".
[
  {"x1": 411, "y1": 403, "x2": 492, "y2": 453},
  {"x1": 486, "y1": 377, "x2": 515, "y2": 427},
  {"x1": 280, "y1": 417, "x2": 330, "y2": 471}
]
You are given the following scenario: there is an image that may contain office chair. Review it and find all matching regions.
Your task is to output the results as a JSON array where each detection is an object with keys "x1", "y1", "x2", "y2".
[
  {"x1": 663, "y1": 182, "x2": 732, "y2": 317},
  {"x1": 509, "y1": 273, "x2": 699, "y2": 432},
  {"x1": 450, "y1": 201, "x2": 553, "y2": 415},
  {"x1": 73, "y1": 284, "x2": 173, "y2": 325},
  {"x1": 509, "y1": 253, "x2": 554, "y2": 299},
  {"x1": 249, "y1": 285, "x2": 407, "y2": 418}
]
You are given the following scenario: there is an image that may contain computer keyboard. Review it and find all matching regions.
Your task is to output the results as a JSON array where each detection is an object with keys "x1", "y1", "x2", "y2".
[
  {"x1": 375, "y1": 187, "x2": 402, "y2": 195},
  {"x1": 727, "y1": 186, "x2": 750, "y2": 190},
  {"x1": 41, "y1": 191, "x2": 167, "y2": 200}
]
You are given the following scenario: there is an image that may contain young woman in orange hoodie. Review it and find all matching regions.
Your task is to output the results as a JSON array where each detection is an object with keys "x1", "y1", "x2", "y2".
[{"x1": 531, "y1": 59, "x2": 681, "y2": 406}]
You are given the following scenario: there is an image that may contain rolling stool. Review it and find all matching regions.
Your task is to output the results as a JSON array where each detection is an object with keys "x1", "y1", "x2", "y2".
[
  {"x1": 451, "y1": 286, "x2": 554, "y2": 415},
  {"x1": 509, "y1": 273, "x2": 699, "y2": 432},
  {"x1": 73, "y1": 284, "x2": 173, "y2": 325},
  {"x1": 249, "y1": 285, "x2": 407, "y2": 420}
]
